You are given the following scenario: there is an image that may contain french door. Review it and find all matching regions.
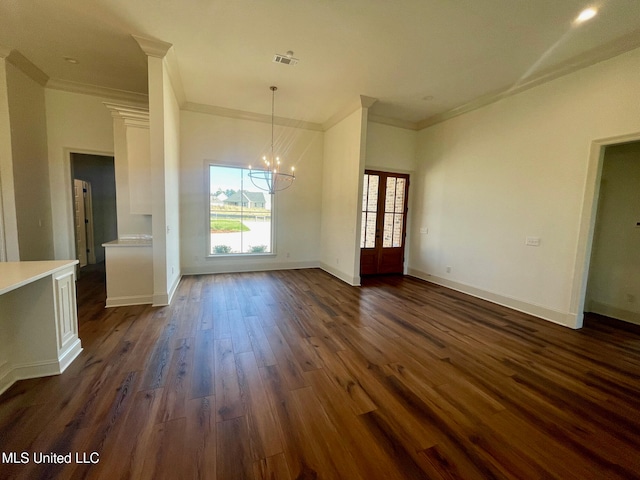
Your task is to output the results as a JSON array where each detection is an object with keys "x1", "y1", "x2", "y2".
[{"x1": 360, "y1": 170, "x2": 409, "y2": 275}]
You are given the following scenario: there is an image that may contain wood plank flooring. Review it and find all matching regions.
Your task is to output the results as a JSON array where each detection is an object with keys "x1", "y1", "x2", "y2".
[{"x1": 1, "y1": 267, "x2": 640, "y2": 479}]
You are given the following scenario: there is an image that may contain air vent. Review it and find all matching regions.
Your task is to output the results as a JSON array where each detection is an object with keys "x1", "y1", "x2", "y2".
[{"x1": 273, "y1": 51, "x2": 299, "y2": 66}]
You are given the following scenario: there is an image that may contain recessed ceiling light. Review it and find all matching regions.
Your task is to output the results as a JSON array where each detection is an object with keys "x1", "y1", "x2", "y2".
[
  {"x1": 575, "y1": 7, "x2": 597, "y2": 23},
  {"x1": 63, "y1": 56, "x2": 79, "y2": 64}
]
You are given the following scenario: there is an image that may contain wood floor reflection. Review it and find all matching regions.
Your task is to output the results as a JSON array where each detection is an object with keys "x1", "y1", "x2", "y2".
[{"x1": 1, "y1": 268, "x2": 639, "y2": 479}]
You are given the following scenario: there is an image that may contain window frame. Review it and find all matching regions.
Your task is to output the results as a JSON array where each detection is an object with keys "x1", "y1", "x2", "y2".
[{"x1": 205, "y1": 162, "x2": 277, "y2": 258}]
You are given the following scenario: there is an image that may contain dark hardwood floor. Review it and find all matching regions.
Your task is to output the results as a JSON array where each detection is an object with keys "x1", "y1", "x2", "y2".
[{"x1": 1, "y1": 267, "x2": 639, "y2": 479}]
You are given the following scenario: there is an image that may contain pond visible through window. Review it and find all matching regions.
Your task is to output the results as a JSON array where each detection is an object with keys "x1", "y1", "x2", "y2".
[{"x1": 209, "y1": 165, "x2": 272, "y2": 255}]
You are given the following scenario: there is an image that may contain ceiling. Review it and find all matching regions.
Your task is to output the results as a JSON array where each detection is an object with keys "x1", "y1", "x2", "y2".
[{"x1": 2, "y1": 0, "x2": 640, "y2": 127}]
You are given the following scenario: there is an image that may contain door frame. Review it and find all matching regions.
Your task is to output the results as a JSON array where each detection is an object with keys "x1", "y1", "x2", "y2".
[
  {"x1": 571, "y1": 131, "x2": 640, "y2": 328},
  {"x1": 360, "y1": 169, "x2": 410, "y2": 275}
]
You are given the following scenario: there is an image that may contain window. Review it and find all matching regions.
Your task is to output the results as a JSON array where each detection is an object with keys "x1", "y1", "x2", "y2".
[{"x1": 209, "y1": 165, "x2": 272, "y2": 255}]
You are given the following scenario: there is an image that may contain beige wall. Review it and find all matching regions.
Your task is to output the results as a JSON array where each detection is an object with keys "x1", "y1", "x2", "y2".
[
  {"x1": 587, "y1": 141, "x2": 640, "y2": 324},
  {"x1": 365, "y1": 121, "x2": 417, "y2": 172},
  {"x1": 320, "y1": 108, "x2": 368, "y2": 285},
  {"x1": 410, "y1": 47, "x2": 640, "y2": 328},
  {"x1": 0, "y1": 57, "x2": 19, "y2": 261},
  {"x1": 161, "y1": 64, "x2": 181, "y2": 300},
  {"x1": 179, "y1": 109, "x2": 324, "y2": 275},
  {"x1": 6, "y1": 62, "x2": 53, "y2": 260},
  {"x1": 45, "y1": 89, "x2": 115, "y2": 260}
]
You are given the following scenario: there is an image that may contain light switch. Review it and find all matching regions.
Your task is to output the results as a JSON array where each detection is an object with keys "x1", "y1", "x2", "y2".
[{"x1": 419, "y1": 227, "x2": 428, "y2": 234}]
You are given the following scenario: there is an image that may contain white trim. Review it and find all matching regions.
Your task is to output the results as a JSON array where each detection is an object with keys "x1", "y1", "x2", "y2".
[
  {"x1": 320, "y1": 262, "x2": 360, "y2": 287},
  {"x1": 322, "y1": 95, "x2": 377, "y2": 132},
  {"x1": 417, "y1": 35, "x2": 640, "y2": 130},
  {"x1": 166, "y1": 273, "x2": 182, "y2": 305},
  {"x1": 105, "y1": 294, "x2": 153, "y2": 308},
  {"x1": 570, "y1": 131, "x2": 640, "y2": 329},
  {"x1": 57, "y1": 339, "x2": 83, "y2": 372},
  {"x1": 368, "y1": 114, "x2": 419, "y2": 131},
  {"x1": 588, "y1": 302, "x2": 640, "y2": 326},
  {"x1": 408, "y1": 268, "x2": 579, "y2": 329},
  {"x1": 0, "y1": 354, "x2": 80, "y2": 396},
  {"x1": 0, "y1": 360, "x2": 14, "y2": 396},
  {"x1": 132, "y1": 35, "x2": 172, "y2": 58},
  {"x1": 46, "y1": 78, "x2": 148, "y2": 105},
  {"x1": 183, "y1": 261, "x2": 319, "y2": 276},
  {"x1": 64, "y1": 148, "x2": 115, "y2": 264},
  {"x1": 184, "y1": 102, "x2": 324, "y2": 132}
]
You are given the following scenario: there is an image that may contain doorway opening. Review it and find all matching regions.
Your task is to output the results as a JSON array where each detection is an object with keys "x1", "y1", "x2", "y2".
[
  {"x1": 70, "y1": 153, "x2": 117, "y2": 276},
  {"x1": 360, "y1": 170, "x2": 409, "y2": 275},
  {"x1": 584, "y1": 140, "x2": 640, "y2": 326}
]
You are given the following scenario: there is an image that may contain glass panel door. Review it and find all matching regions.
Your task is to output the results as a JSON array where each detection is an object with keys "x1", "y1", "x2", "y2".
[{"x1": 360, "y1": 170, "x2": 409, "y2": 275}]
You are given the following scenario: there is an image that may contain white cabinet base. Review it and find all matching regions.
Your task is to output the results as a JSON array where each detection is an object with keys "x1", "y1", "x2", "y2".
[{"x1": 0, "y1": 261, "x2": 82, "y2": 396}]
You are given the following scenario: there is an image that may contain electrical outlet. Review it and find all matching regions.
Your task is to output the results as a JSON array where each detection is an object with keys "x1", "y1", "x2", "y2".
[
  {"x1": 446, "y1": 266, "x2": 452, "y2": 273},
  {"x1": 525, "y1": 236, "x2": 540, "y2": 246},
  {"x1": 420, "y1": 227, "x2": 428, "y2": 234}
]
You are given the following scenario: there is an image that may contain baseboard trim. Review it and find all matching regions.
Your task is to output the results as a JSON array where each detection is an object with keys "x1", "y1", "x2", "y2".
[
  {"x1": 58, "y1": 339, "x2": 83, "y2": 372},
  {"x1": 0, "y1": 359, "x2": 62, "y2": 396},
  {"x1": 0, "y1": 343, "x2": 83, "y2": 397},
  {"x1": 181, "y1": 261, "x2": 320, "y2": 276},
  {"x1": 166, "y1": 274, "x2": 182, "y2": 306},
  {"x1": 0, "y1": 361, "x2": 15, "y2": 396},
  {"x1": 319, "y1": 262, "x2": 360, "y2": 286},
  {"x1": 106, "y1": 294, "x2": 153, "y2": 308},
  {"x1": 407, "y1": 268, "x2": 579, "y2": 329},
  {"x1": 587, "y1": 301, "x2": 640, "y2": 326}
]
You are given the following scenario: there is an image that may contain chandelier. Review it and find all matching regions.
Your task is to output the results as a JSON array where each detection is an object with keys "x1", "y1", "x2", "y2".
[{"x1": 248, "y1": 86, "x2": 295, "y2": 194}]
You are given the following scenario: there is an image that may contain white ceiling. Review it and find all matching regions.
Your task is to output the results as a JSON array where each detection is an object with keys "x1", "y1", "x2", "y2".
[{"x1": 2, "y1": 0, "x2": 640, "y2": 126}]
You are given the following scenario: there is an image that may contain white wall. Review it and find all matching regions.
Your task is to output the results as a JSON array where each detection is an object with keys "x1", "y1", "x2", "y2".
[
  {"x1": 0, "y1": 56, "x2": 19, "y2": 261},
  {"x1": 162, "y1": 65, "x2": 181, "y2": 300},
  {"x1": 587, "y1": 141, "x2": 640, "y2": 324},
  {"x1": 320, "y1": 108, "x2": 368, "y2": 285},
  {"x1": 365, "y1": 121, "x2": 417, "y2": 273},
  {"x1": 6, "y1": 62, "x2": 53, "y2": 260},
  {"x1": 365, "y1": 121, "x2": 417, "y2": 172},
  {"x1": 46, "y1": 89, "x2": 116, "y2": 260},
  {"x1": 410, "y1": 47, "x2": 640, "y2": 328},
  {"x1": 110, "y1": 114, "x2": 153, "y2": 237},
  {"x1": 180, "y1": 109, "x2": 323, "y2": 274}
]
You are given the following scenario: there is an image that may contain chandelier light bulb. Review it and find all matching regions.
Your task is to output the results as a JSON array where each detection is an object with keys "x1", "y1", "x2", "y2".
[{"x1": 247, "y1": 86, "x2": 296, "y2": 194}]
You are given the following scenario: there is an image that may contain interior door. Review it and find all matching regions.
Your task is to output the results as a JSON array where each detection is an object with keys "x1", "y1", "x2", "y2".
[
  {"x1": 360, "y1": 170, "x2": 409, "y2": 275},
  {"x1": 73, "y1": 179, "x2": 88, "y2": 267}
]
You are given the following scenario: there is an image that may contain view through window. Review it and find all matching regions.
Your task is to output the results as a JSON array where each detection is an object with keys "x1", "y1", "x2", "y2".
[{"x1": 209, "y1": 165, "x2": 272, "y2": 255}]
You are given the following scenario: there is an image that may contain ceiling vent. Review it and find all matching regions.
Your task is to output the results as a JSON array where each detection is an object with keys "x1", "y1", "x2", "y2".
[{"x1": 273, "y1": 51, "x2": 299, "y2": 66}]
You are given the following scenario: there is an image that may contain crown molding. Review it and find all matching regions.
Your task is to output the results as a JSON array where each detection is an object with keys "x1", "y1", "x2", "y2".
[
  {"x1": 46, "y1": 78, "x2": 148, "y2": 105},
  {"x1": 418, "y1": 32, "x2": 640, "y2": 130},
  {"x1": 322, "y1": 95, "x2": 378, "y2": 131},
  {"x1": 103, "y1": 102, "x2": 149, "y2": 128},
  {"x1": 1, "y1": 49, "x2": 49, "y2": 86},
  {"x1": 132, "y1": 35, "x2": 172, "y2": 58},
  {"x1": 360, "y1": 95, "x2": 377, "y2": 109},
  {"x1": 368, "y1": 114, "x2": 419, "y2": 131},
  {"x1": 183, "y1": 102, "x2": 324, "y2": 131},
  {"x1": 132, "y1": 35, "x2": 186, "y2": 107}
]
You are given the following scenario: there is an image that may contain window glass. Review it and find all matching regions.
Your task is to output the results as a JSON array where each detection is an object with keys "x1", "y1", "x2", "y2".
[{"x1": 209, "y1": 165, "x2": 272, "y2": 255}]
